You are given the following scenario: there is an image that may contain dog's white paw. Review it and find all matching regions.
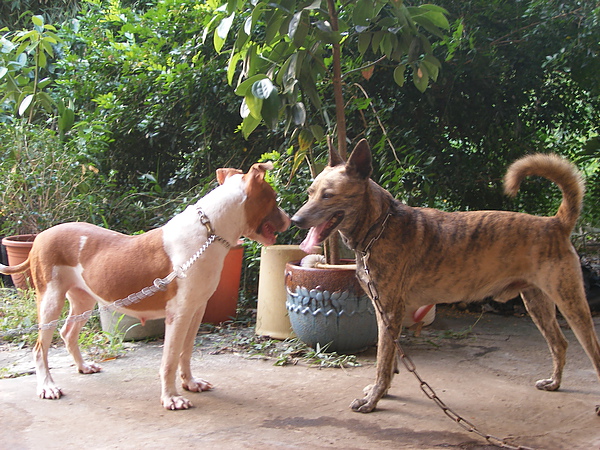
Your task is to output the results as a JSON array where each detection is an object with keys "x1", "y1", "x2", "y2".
[
  {"x1": 162, "y1": 395, "x2": 193, "y2": 410},
  {"x1": 535, "y1": 378, "x2": 560, "y2": 391},
  {"x1": 38, "y1": 385, "x2": 63, "y2": 400},
  {"x1": 78, "y1": 362, "x2": 102, "y2": 374},
  {"x1": 182, "y1": 377, "x2": 213, "y2": 393}
]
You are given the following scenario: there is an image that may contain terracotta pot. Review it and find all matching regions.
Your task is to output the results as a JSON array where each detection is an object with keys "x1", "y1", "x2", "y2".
[
  {"x1": 2, "y1": 234, "x2": 37, "y2": 289},
  {"x1": 203, "y1": 240, "x2": 244, "y2": 324},
  {"x1": 285, "y1": 260, "x2": 377, "y2": 353}
]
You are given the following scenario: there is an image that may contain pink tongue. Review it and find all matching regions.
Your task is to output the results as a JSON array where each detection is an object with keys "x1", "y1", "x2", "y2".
[{"x1": 300, "y1": 227, "x2": 321, "y2": 253}]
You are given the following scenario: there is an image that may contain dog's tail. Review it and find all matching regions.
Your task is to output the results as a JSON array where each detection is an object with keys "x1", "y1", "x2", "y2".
[
  {"x1": 0, "y1": 259, "x2": 30, "y2": 276},
  {"x1": 504, "y1": 153, "x2": 584, "y2": 230}
]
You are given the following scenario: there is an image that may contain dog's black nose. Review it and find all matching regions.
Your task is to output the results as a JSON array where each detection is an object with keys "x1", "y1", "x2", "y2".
[{"x1": 291, "y1": 215, "x2": 306, "y2": 228}]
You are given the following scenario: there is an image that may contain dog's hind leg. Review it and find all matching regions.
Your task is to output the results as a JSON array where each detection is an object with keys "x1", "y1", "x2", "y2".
[
  {"x1": 179, "y1": 305, "x2": 212, "y2": 394},
  {"x1": 520, "y1": 287, "x2": 568, "y2": 391},
  {"x1": 61, "y1": 288, "x2": 101, "y2": 375},
  {"x1": 34, "y1": 286, "x2": 68, "y2": 399},
  {"x1": 553, "y1": 283, "x2": 600, "y2": 387}
]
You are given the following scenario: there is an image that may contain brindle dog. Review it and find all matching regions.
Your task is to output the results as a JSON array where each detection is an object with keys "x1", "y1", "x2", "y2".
[{"x1": 292, "y1": 139, "x2": 600, "y2": 414}]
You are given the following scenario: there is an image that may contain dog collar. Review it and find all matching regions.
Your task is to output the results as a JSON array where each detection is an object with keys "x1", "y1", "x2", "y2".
[
  {"x1": 196, "y1": 206, "x2": 232, "y2": 249},
  {"x1": 356, "y1": 203, "x2": 394, "y2": 254}
]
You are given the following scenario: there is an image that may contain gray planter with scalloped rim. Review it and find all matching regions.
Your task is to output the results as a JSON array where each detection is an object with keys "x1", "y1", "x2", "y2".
[{"x1": 285, "y1": 261, "x2": 377, "y2": 353}]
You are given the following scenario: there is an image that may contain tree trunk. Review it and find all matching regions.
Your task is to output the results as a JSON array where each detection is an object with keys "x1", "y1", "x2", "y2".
[{"x1": 325, "y1": 0, "x2": 345, "y2": 264}]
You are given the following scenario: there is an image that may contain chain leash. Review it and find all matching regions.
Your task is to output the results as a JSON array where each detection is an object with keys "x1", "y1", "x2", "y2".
[
  {"x1": 359, "y1": 212, "x2": 534, "y2": 450},
  {"x1": 0, "y1": 208, "x2": 230, "y2": 340}
]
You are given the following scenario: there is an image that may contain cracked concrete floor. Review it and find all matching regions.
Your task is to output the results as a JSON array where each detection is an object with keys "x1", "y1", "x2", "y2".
[{"x1": 1, "y1": 306, "x2": 599, "y2": 449}]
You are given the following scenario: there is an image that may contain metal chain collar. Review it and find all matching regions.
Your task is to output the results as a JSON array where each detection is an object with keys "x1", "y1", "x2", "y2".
[
  {"x1": 0, "y1": 208, "x2": 230, "y2": 339},
  {"x1": 360, "y1": 212, "x2": 534, "y2": 450}
]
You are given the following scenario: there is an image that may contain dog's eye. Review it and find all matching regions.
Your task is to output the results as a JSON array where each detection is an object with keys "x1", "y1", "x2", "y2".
[{"x1": 322, "y1": 192, "x2": 334, "y2": 199}]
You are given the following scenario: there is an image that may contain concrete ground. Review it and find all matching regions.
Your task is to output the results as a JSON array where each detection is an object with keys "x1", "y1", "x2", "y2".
[{"x1": 1, "y1": 306, "x2": 599, "y2": 449}]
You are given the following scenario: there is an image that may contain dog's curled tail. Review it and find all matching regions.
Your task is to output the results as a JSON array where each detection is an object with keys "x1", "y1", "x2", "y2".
[
  {"x1": 504, "y1": 153, "x2": 584, "y2": 230},
  {"x1": 0, "y1": 259, "x2": 30, "y2": 276}
]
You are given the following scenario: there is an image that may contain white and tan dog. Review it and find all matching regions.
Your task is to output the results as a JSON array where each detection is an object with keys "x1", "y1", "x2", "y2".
[{"x1": 0, "y1": 162, "x2": 290, "y2": 410}]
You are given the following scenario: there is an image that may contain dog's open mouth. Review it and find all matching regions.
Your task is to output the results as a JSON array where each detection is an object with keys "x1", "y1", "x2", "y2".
[
  {"x1": 258, "y1": 221, "x2": 277, "y2": 246},
  {"x1": 299, "y1": 211, "x2": 344, "y2": 253}
]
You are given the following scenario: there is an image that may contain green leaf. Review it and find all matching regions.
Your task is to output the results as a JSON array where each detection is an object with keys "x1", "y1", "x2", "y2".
[
  {"x1": 18, "y1": 94, "x2": 34, "y2": 117},
  {"x1": 422, "y1": 55, "x2": 440, "y2": 82},
  {"x1": 393, "y1": 64, "x2": 406, "y2": 86},
  {"x1": 380, "y1": 32, "x2": 396, "y2": 58},
  {"x1": 288, "y1": 11, "x2": 302, "y2": 39},
  {"x1": 261, "y1": 90, "x2": 281, "y2": 130},
  {"x1": 292, "y1": 14, "x2": 309, "y2": 48},
  {"x1": 358, "y1": 32, "x2": 371, "y2": 55},
  {"x1": 245, "y1": 93, "x2": 263, "y2": 119},
  {"x1": 303, "y1": 0, "x2": 321, "y2": 10},
  {"x1": 227, "y1": 51, "x2": 241, "y2": 85},
  {"x1": 214, "y1": 13, "x2": 235, "y2": 53},
  {"x1": 235, "y1": 74, "x2": 268, "y2": 96},
  {"x1": 244, "y1": 16, "x2": 252, "y2": 36},
  {"x1": 214, "y1": 30, "x2": 225, "y2": 53},
  {"x1": 58, "y1": 106, "x2": 75, "y2": 135},
  {"x1": 241, "y1": 114, "x2": 261, "y2": 139},
  {"x1": 217, "y1": 12, "x2": 235, "y2": 40},
  {"x1": 233, "y1": 26, "x2": 249, "y2": 52},
  {"x1": 353, "y1": 0, "x2": 374, "y2": 27},
  {"x1": 412, "y1": 63, "x2": 429, "y2": 93},
  {"x1": 291, "y1": 102, "x2": 306, "y2": 126},
  {"x1": 251, "y1": 78, "x2": 275, "y2": 99},
  {"x1": 310, "y1": 124, "x2": 324, "y2": 141},
  {"x1": 37, "y1": 77, "x2": 52, "y2": 89},
  {"x1": 31, "y1": 15, "x2": 44, "y2": 27},
  {"x1": 265, "y1": 9, "x2": 284, "y2": 45},
  {"x1": 37, "y1": 92, "x2": 55, "y2": 113},
  {"x1": 371, "y1": 31, "x2": 384, "y2": 54}
]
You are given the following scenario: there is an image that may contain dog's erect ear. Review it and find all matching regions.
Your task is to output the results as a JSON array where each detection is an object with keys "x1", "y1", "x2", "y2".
[
  {"x1": 216, "y1": 168, "x2": 243, "y2": 185},
  {"x1": 346, "y1": 139, "x2": 372, "y2": 179},
  {"x1": 247, "y1": 162, "x2": 274, "y2": 180},
  {"x1": 327, "y1": 136, "x2": 345, "y2": 167}
]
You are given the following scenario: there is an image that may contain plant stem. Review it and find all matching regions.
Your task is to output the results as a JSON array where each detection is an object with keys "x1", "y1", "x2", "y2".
[{"x1": 327, "y1": 0, "x2": 347, "y2": 160}]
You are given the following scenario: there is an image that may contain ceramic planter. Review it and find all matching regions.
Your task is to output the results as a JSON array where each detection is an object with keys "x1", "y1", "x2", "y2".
[
  {"x1": 2, "y1": 234, "x2": 37, "y2": 289},
  {"x1": 256, "y1": 245, "x2": 322, "y2": 339},
  {"x1": 285, "y1": 260, "x2": 377, "y2": 353}
]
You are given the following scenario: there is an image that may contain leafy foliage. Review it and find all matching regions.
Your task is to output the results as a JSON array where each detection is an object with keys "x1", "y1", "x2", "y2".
[{"x1": 203, "y1": 0, "x2": 450, "y2": 163}]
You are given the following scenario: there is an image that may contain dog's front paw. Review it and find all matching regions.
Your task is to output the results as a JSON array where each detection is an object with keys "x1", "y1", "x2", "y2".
[
  {"x1": 535, "y1": 378, "x2": 560, "y2": 391},
  {"x1": 162, "y1": 395, "x2": 193, "y2": 411},
  {"x1": 362, "y1": 383, "x2": 390, "y2": 398},
  {"x1": 78, "y1": 362, "x2": 102, "y2": 374},
  {"x1": 38, "y1": 384, "x2": 63, "y2": 400},
  {"x1": 182, "y1": 377, "x2": 213, "y2": 393},
  {"x1": 350, "y1": 397, "x2": 376, "y2": 413}
]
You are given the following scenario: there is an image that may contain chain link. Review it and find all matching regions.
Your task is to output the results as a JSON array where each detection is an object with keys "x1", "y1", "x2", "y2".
[
  {"x1": 359, "y1": 214, "x2": 535, "y2": 450},
  {"x1": 1, "y1": 209, "x2": 229, "y2": 340}
]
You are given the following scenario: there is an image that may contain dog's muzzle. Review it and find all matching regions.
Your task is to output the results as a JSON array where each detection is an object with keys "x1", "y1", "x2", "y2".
[{"x1": 291, "y1": 215, "x2": 308, "y2": 229}]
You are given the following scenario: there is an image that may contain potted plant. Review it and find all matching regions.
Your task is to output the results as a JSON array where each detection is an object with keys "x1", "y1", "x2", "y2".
[{"x1": 205, "y1": 0, "x2": 449, "y2": 350}]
